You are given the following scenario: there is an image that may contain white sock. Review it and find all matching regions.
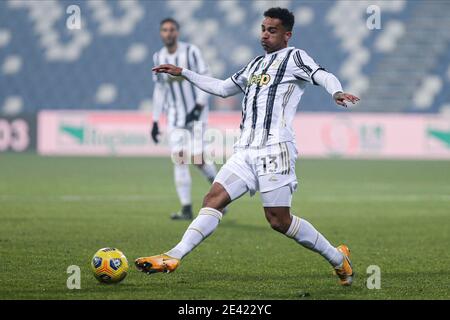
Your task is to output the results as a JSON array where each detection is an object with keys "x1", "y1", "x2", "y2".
[
  {"x1": 174, "y1": 164, "x2": 191, "y2": 206},
  {"x1": 166, "y1": 207, "x2": 222, "y2": 259},
  {"x1": 197, "y1": 163, "x2": 217, "y2": 184},
  {"x1": 286, "y1": 215, "x2": 343, "y2": 267}
]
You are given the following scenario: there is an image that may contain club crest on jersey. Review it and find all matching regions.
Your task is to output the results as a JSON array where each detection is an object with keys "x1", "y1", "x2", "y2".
[
  {"x1": 248, "y1": 73, "x2": 271, "y2": 87},
  {"x1": 261, "y1": 59, "x2": 282, "y2": 70}
]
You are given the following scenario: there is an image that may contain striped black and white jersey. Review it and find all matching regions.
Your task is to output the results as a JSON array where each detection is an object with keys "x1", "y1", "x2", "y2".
[
  {"x1": 152, "y1": 41, "x2": 209, "y2": 128},
  {"x1": 231, "y1": 46, "x2": 325, "y2": 148}
]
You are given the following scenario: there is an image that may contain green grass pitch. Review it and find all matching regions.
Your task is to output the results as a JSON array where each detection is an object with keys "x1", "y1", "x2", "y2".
[{"x1": 0, "y1": 154, "x2": 449, "y2": 299}]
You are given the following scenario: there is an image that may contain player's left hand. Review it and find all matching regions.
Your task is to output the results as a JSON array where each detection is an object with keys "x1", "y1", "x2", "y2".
[
  {"x1": 333, "y1": 92, "x2": 360, "y2": 107},
  {"x1": 185, "y1": 104, "x2": 204, "y2": 126}
]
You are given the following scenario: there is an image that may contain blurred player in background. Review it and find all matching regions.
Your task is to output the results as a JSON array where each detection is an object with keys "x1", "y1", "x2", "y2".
[
  {"x1": 151, "y1": 18, "x2": 219, "y2": 220},
  {"x1": 139, "y1": 8, "x2": 359, "y2": 285}
]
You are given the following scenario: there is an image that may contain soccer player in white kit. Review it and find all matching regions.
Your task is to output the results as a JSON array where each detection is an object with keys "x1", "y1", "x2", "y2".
[
  {"x1": 137, "y1": 8, "x2": 360, "y2": 286},
  {"x1": 152, "y1": 18, "x2": 219, "y2": 220}
]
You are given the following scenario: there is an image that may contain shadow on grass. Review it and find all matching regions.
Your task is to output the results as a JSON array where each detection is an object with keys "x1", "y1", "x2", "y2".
[{"x1": 219, "y1": 219, "x2": 269, "y2": 232}]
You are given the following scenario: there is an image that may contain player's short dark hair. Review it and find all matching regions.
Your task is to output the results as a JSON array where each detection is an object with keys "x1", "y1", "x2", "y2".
[
  {"x1": 160, "y1": 18, "x2": 180, "y2": 30},
  {"x1": 263, "y1": 7, "x2": 295, "y2": 31}
]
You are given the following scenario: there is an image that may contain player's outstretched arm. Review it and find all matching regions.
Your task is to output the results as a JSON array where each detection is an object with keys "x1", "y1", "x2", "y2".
[
  {"x1": 312, "y1": 69, "x2": 360, "y2": 107},
  {"x1": 153, "y1": 64, "x2": 241, "y2": 98}
]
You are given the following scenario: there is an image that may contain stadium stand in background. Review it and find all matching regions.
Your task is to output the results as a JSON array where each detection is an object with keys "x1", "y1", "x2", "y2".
[{"x1": 0, "y1": 0, "x2": 449, "y2": 116}]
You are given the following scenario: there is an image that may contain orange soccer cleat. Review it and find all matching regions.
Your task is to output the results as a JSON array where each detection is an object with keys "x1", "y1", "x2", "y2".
[
  {"x1": 334, "y1": 244, "x2": 354, "y2": 286},
  {"x1": 135, "y1": 254, "x2": 180, "y2": 275}
]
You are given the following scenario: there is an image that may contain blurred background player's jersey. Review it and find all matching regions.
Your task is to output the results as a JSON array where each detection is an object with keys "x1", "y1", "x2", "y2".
[{"x1": 153, "y1": 41, "x2": 210, "y2": 129}]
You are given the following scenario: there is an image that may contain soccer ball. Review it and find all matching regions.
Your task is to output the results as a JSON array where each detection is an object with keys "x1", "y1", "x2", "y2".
[{"x1": 91, "y1": 247, "x2": 129, "y2": 284}]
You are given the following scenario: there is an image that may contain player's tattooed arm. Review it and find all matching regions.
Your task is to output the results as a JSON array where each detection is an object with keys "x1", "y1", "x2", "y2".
[{"x1": 333, "y1": 91, "x2": 360, "y2": 108}]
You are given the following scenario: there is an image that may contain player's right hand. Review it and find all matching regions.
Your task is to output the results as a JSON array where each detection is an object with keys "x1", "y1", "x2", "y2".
[
  {"x1": 151, "y1": 121, "x2": 161, "y2": 144},
  {"x1": 152, "y1": 64, "x2": 182, "y2": 76}
]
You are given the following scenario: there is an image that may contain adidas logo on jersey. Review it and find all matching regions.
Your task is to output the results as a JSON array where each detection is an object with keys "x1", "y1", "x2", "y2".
[{"x1": 269, "y1": 59, "x2": 283, "y2": 69}]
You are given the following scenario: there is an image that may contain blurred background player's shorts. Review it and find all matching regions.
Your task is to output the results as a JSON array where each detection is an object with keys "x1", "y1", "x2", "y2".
[{"x1": 168, "y1": 123, "x2": 207, "y2": 157}]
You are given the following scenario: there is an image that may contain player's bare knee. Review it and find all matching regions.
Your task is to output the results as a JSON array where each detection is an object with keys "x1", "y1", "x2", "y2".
[
  {"x1": 202, "y1": 192, "x2": 224, "y2": 211},
  {"x1": 202, "y1": 193, "x2": 223, "y2": 210},
  {"x1": 264, "y1": 215, "x2": 282, "y2": 233},
  {"x1": 202, "y1": 183, "x2": 230, "y2": 211},
  {"x1": 264, "y1": 208, "x2": 291, "y2": 233},
  {"x1": 202, "y1": 191, "x2": 214, "y2": 207},
  {"x1": 269, "y1": 220, "x2": 284, "y2": 233}
]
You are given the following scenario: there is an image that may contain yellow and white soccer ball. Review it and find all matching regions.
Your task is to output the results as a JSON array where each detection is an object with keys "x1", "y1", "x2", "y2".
[{"x1": 91, "y1": 247, "x2": 129, "y2": 284}]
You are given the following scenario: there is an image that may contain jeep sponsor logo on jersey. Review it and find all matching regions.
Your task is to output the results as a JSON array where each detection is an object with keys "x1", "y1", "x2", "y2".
[{"x1": 248, "y1": 73, "x2": 271, "y2": 87}]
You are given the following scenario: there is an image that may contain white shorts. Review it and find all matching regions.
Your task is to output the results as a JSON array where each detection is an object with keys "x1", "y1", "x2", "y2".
[
  {"x1": 168, "y1": 123, "x2": 205, "y2": 156},
  {"x1": 214, "y1": 141, "x2": 298, "y2": 207}
]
